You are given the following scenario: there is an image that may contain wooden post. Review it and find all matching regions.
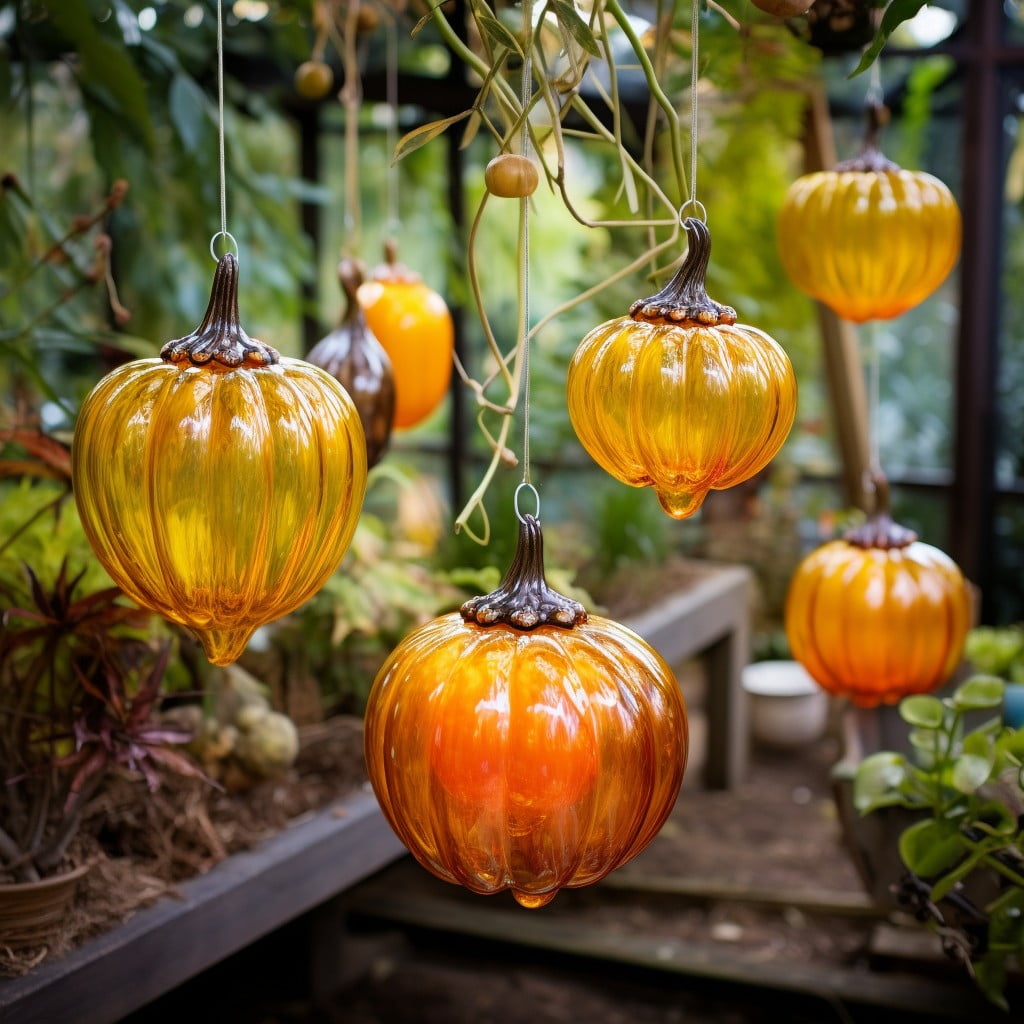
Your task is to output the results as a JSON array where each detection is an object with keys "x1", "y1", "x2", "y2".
[{"x1": 800, "y1": 87, "x2": 872, "y2": 513}]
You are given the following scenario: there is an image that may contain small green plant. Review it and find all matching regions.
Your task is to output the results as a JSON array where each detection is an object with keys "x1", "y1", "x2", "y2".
[{"x1": 854, "y1": 676, "x2": 1024, "y2": 1009}]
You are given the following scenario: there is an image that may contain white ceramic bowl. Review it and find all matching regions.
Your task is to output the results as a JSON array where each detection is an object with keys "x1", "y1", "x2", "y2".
[{"x1": 742, "y1": 660, "x2": 829, "y2": 748}]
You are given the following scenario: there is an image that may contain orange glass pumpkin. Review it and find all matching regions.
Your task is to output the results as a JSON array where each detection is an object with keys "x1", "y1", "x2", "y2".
[
  {"x1": 785, "y1": 479, "x2": 971, "y2": 708},
  {"x1": 357, "y1": 240, "x2": 454, "y2": 430},
  {"x1": 777, "y1": 102, "x2": 961, "y2": 323},
  {"x1": 567, "y1": 218, "x2": 797, "y2": 520},
  {"x1": 308, "y1": 259, "x2": 395, "y2": 469},
  {"x1": 72, "y1": 254, "x2": 367, "y2": 666},
  {"x1": 364, "y1": 514, "x2": 688, "y2": 908}
]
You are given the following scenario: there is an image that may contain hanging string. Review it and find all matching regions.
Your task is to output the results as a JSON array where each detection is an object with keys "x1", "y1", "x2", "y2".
[
  {"x1": 688, "y1": 0, "x2": 699, "y2": 211},
  {"x1": 210, "y1": 0, "x2": 237, "y2": 261},
  {"x1": 385, "y1": 15, "x2": 400, "y2": 236},
  {"x1": 517, "y1": 0, "x2": 534, "y2": 508}
]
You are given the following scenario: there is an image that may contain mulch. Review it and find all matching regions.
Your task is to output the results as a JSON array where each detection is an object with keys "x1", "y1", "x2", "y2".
[{"x1": 0, "y1": 715, "x2": 368, "y2": 978}]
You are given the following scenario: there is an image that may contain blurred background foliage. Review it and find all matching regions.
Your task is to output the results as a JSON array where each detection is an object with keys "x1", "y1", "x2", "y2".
[{"x1": 1, "y1": 0, "x2": 1015, "y2": 708}]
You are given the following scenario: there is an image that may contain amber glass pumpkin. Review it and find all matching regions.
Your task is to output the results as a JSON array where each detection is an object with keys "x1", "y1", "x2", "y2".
[
  {"x1": 777, "y1": 102, "x2": 961, "y2": 323},
  {"x1": 364, "y1": 515, "x2": 688, "y2": 908},
  {"x1": 72, "y1": 254, "x2": 367, "y2": 667},
  {"x1": 357, "y1": 240, "x2": 454, "y2": 430},
  {"x1": 785, "y1": 480, "x2": 971, "y2": 708},
  {"x1": 567, "y1": 218, "x2": 797, "y2": 520},
  {"x1": 308, "y1": 259, "x2": 395, "y2": 468}
]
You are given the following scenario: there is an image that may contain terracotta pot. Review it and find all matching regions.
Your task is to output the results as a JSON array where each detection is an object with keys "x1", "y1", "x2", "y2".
[{"x1": 0, "y1": 862, "x2": 90, "y2": 950}]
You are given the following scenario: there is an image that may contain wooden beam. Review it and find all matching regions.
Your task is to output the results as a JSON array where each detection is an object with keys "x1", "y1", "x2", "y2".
[{"x1": 800, "y1": 86, "x2": 872, "y2": 513}]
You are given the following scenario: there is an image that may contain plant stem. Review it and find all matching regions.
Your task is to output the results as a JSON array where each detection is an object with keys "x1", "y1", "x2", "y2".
[{"x1": 604, "y1": 0, "x2": 688, "y2": 202}]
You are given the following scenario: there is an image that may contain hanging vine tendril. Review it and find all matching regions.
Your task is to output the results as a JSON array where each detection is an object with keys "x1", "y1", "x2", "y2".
[{"x1": 394, "y1": 0, "x2": 735, "y2": 542}]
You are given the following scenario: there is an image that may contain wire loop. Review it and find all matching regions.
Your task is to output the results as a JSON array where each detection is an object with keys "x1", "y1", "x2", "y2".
[
  {"x1": 209, "y1": 230, "x2": 240, "y2": 262},
  {"x1": 514, "y1": 482, "x2": 540, "y2": 524},
  {"x1": 678, "y1": 199, "x2": 707, "y2": 225}
]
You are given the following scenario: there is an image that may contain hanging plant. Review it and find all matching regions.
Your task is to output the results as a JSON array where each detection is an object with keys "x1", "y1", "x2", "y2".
[
  {"x1": 567, "y1": 217, "x2": 797, "y2": 520},
  {"x1": 364, "y1": 513, "x2": 688, "y2": 908},
  {"x1": 785, "y1": 474, "x2": 971, "y2": 707},
  {"x1": 308, "y1": 259, "x2": 395, "y2": 469},
  {"x1": 72, "y1": 254, "x2": 368, "y2": 667},
  {"x1": 357, "y1": 239, "x2": 454, "y2": 431},
  {"x1": 777, "y1": 101, "x2": 961, "y2": 323}
]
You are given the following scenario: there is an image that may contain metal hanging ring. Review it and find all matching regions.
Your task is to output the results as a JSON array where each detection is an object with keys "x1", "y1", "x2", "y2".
[
  {"x1": 209, "y1": 231, "x2": 240, "y2": 262},
  {"x1": 678, "y1": 199, "x2": 707, "y2": 226},
  {"x1": 514, "y1": 482, "x2": 540, "y2": 524}
]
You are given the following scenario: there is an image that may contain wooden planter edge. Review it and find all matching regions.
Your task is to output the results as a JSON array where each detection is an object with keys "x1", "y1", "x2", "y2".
[{"x1": 0, "y1": 786, "x2": 405, "y2": 1024}]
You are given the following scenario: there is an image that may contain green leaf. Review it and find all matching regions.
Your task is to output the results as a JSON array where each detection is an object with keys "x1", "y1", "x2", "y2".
[
  {"x1": 952, "y1": 752, "x2": 994, "y2": 795},
  {"x1": 392, "y1": 111, "x2": 472, "y2": 164},
  {"x1": 853, "y1": 751, "x2": 907, "y2": 812},
  {"x1": 41, "y1": 0, "x2": 154, "y2": 152},
  {"x1": 973, "y1": 954, "x2": 1010, "y2": 1011},
  {"x1": 476, "y1": 13, "x2": 524, "y2": 58},
  {"x1": 169, "y1": 73, "x2": 212, "y2": 155},
  {"x1": 900, "y1": 694, "x2": 945, "y2": 729},
  {"x1": 953, "y1": 674, "x2": 1005, "y2": 711},
  {"x1": 850, "y1": 0, "x2": 929, "y2": 78},
  {"x1": 898, "y1": 818, "x2": 965, "y2": 878},
  {"x1": 971, "y1": 800, "x2": 1018, "y2": 837},
  {"x1": 548, "y1": 0, "x2": 602, "y2": 58}
]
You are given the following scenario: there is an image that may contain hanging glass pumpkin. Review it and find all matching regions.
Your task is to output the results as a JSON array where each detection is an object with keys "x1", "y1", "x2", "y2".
[
  {"x1": 777, "y1": 102, "x2": 961, "y2": 323},
  {"x1": 72, "y1": 254, "x2": 367, "y2": 667},
  {"x1": 364, "y1": 513, "x2": 688, "y2": 908},
  {"x1": 308, "y1": 259, "x2": 395, "y2": 469},
  {"x1": 567, "y1": 217, "x2": 797, "y2": 520},
  {"x1": 357, "y1": 239, "x2": 454, "y2": 431},
  {"x1": 785, "y1": 477, "x2": 971, "y2": 708}
]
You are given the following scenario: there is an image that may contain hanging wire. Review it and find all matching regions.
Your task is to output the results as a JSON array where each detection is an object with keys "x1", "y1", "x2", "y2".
[
  {"x1": 385, "y1": 15, "x2": 400, "y2": 236},
  {"x1": 688, "y1": 0, "x2": 700, "y2": 211},
  {"x1": 517, "y1": 0, "x2": 534, "y2": 506},
  {"x1": 209, "y1": 0, "x2": 238, "y2": 261}
]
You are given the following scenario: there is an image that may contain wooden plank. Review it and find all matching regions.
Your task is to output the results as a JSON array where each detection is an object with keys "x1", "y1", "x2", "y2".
[
  {"x1": 0, "y1": 789, "x2": 405, "y2": 1024},
  {"x1": 348, "y1": 890, "x2": 998, "y2": 1019},
  {"x1": 599, "y1": 872, "x2": 882, "y2": 918},
  {"x1": 801, "y1": 85, "x2": 871, "y2": 513},
  {"x1": 623, "y1": 565, "x2": 752, "y2": 790}
]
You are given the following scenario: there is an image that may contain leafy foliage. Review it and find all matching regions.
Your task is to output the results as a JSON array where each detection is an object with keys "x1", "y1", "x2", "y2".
[{"x1": 853, "y1": 677, "x2": 1024, "y2": 1008}]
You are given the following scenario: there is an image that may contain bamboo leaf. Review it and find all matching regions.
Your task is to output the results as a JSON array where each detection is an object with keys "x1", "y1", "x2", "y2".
[
  {"x1": 476, "y1": 13, "x2": 524, "y2": 58},
  {"x1": 393, "y1": 111, "x2": 472, "y2": 164},
  {"x1": 548, "y1": 0, "x2": 602, "y2": 57},
  {"x1": 850, "y1": 0, "x2": 930, "y2": 78},
  {"x1": 460, "y1": 109, "x2": 483, "y2": 150}
]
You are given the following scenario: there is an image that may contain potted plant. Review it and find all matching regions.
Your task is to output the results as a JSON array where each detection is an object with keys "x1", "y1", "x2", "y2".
[
  {"x1": 852, "y1": 675, "x2": 1024, "y2": 1010},
  {"x1": 0, "y1": 430, "x2": 205, "y2": 954}
]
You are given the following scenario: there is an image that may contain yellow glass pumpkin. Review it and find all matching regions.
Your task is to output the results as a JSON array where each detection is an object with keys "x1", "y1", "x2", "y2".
[
  {"x1": 785, "y1": 481, "x2": 971, "y2": 708},
  {"x1": 72, "y1": 254, "x2": 367, "y2": 666},
  {"x1": 364, "y1": 514, "x2": 688, "y2": 908},
  {"x1": 567, "y1": 218, "x2": 797, "y2": 520},
  {"x1": 777, "y1": 103, "x2": 961, "y2": 323},
  {"x1": 308, "y1": 259, "x2": 395, "y2": 469}
]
